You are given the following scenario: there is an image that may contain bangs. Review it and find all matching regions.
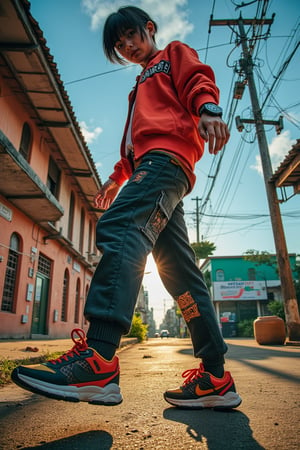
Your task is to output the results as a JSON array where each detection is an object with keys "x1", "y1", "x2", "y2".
[
  {"x1": 103, "y1": 6, "x2": 157, "y2": 64},
  {"x1": 106, "y1": 12, "x2": 138, "y2": 46}
]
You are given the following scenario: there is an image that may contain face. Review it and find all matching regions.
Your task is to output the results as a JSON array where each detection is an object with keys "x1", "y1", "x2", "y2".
[{"x1": 114, "y1": 21, "x2": 157, "y2": 68}]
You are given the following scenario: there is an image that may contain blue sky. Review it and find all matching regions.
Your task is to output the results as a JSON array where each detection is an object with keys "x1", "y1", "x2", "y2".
[{"x1": 29, "y1": 0, "x2": 300, "y2": 325}]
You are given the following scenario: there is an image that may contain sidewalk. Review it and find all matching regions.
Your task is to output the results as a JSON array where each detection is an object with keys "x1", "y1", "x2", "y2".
[{"x1": 0, "y1": 336, "x2": 138, "y2": 361}]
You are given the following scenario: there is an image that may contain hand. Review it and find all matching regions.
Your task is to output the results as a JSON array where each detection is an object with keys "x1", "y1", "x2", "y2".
[
  {"x1": 94, "y1": 179, "x2": 120, "y2": 210},
  {"x1": 198, "y1": 114, "x2": 230, "y2": 155}
]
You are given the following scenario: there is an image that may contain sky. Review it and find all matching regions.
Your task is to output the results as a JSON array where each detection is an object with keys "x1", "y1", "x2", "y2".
[{"x1": 28, "y1": 0, "x2": 300, "y2": 326}]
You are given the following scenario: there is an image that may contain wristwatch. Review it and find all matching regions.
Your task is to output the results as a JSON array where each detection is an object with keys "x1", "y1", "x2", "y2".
[{"x1": 199, "y1": 103, "x2": 223, "y2": 117}]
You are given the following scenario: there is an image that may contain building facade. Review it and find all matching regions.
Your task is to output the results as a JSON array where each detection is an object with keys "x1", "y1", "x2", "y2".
[
  {"x1": 200, "y1": 254, "x2": 297, "y2": 336},
  {"x1": 0, "y1": 0, "x2": 102, "y2": 338}
]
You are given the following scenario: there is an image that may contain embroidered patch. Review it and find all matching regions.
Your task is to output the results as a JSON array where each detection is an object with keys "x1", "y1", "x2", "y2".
[
  {"x1": 140, "y1": 60, "x2": 171, "y2": 83},
  {"x1": 175, "y1": 291, "x2": 201, "y2": 323},
  {"x1": 182, "y1": 304, "x2": 201, "y2": 323},
  {"x1": 131, "y1": 170, "x2": 148, "y2": 183},
  {"x1": 149, "y1": 208, "x2": 168, "y2": 236},
  {"x1": 176, "y1": 291, "x2": 194, "y2": 309}
]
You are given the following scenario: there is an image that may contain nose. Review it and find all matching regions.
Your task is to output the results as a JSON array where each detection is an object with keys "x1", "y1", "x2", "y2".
[{"x1": 125, "y1": 38, "x2": 133, "y2": 49}]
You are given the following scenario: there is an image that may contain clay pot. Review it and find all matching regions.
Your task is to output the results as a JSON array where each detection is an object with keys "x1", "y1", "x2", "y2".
[{"x1": 254, "y1": 315, "x2": 286, "y2": 345}]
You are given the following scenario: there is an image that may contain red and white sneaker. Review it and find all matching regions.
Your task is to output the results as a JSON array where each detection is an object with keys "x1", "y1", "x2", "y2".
[
  {"x1": 11, "y1": 328, "x2": 122, "y2": 405},
  {"x1": 164, "y1": 363, "x2": 242, "y2": 410}
]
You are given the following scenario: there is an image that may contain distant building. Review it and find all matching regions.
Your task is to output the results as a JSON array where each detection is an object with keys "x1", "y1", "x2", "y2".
[
  {"x1": 0, "y1": 0, "x2": 103, "y2": 338},
  {"x1": 200, "y1": 254, "x2": 297, "y2": 336}
]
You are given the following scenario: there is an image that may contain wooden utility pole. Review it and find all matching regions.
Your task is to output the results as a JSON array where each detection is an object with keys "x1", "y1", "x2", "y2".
[
  {"x1": 192, "y1": 196, "x2": 200, "y2": 243},
  {"x1": 210, "y1": 15, "x2": 300, "y2": 341}
]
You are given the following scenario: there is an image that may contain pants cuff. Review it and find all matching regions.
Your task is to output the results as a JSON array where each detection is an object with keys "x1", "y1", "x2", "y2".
[{"x1": 87, "y1": 319, "x2": 124, "y2": 347}]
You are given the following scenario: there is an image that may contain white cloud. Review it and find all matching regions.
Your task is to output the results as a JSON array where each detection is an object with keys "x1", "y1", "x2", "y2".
[
  {"x1": 251, "y1": 130, "x2": 296, "y2": 176},
  {"x1": 81, "y1": 0, "x2": 193, "y2": 46},
  {"x1": 79, "y1": 120, "x2": 103, "y2": 144}
]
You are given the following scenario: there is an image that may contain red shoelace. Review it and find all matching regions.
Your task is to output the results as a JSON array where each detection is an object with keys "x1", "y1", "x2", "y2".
[
  {"x1": 49, "y1": 328, "x2": 88, "y2": 364},
  {"x1": 182, "y1": 363, "x2": 205, "y2": 385}
]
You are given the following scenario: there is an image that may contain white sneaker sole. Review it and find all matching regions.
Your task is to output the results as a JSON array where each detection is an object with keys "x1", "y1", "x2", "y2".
[
  {"x1": 164, "y1": 391, "x2": 242, "y2": 410},
  {"x1": 15, "y1": 372, "x2": 123, "y2": 405}
]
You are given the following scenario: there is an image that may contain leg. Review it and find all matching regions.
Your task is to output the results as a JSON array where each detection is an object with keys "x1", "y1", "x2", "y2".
[
  {"x1": 153, "y1": 201, "x2": 227, "y2": 366},
  {"x1": 85, "y1": 153, "x2": 189, "y2": 347},
  {"x1": 154, "y1": 205, "x2": 242, "y2": 409}
]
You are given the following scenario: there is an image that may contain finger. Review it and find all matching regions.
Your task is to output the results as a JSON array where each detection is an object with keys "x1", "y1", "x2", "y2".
[
  {"x1": 212, "y1": 123, "x2": 229, "y2": 154},
  {"x1": 94, "y1": 194, "x2": 102, "y2": 209},
  {"x1": 198, "y1": 123, "x2": 209, "y2": 141},
  {"x1": 205, "y1": 124, "x2": 216, "y2": 154}
]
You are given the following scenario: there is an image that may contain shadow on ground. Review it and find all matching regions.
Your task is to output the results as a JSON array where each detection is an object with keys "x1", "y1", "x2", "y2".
[
  {"x1": 164, "y1": 407, "x2": 264, "y2": 450},
  {"x1": 20, "y1": 430, "x2": 113, "y2": 450}
]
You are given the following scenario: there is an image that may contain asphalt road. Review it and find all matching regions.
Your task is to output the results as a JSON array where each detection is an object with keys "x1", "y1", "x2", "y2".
[{"x1": 0, "y1": 338, "x2": 299, "y2": 449}]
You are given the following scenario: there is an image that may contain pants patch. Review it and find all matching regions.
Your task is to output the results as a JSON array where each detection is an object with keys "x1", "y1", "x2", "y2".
[
  {"x1": 131, "y1": 170, "x2": 148, "y2": 184},
  {"x1": 175, "y1": 291, "x2": 201, "y2": 323},
  {"x1": 140, "y1": 191, "x2": 171, "y2": 245}
]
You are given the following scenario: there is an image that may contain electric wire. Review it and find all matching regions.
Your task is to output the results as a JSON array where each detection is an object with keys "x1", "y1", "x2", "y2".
[{"x1": 193, "y1": 0, "x2": 299, "y2": 244}]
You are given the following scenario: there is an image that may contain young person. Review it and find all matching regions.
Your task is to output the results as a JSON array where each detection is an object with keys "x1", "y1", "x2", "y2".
[{"x1": 12, "y1": 6, "x2": 242, "y2": 410}]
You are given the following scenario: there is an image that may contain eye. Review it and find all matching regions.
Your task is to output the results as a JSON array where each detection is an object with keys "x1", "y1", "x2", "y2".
[
  {"x1": 116, "y1": 42, "x2": 123, "y2": 50},
  {"x1": 127, "y1": 29, "x2": 135, "y2": 38}
]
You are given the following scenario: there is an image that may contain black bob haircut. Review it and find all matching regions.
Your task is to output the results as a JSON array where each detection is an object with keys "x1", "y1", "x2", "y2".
[{"x1": 103, "y1": 6, "x2": 158, "y2": 65}]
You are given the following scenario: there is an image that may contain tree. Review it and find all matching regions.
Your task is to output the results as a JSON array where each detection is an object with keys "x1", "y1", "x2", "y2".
[
  {"x1": 127, "y1": 313, "x2": 148, "y2": 342},
  {"x1": 243, "y1": 249, "x2": 277, "y2": 268},
  {"x1": 191, "y1": 240, "x2": 216, "y2": 260}
]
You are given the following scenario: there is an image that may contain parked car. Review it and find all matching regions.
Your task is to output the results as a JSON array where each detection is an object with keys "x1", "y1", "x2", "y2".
[{"x1": 160, "y1": 329, "x2": 170, "y2": 338}]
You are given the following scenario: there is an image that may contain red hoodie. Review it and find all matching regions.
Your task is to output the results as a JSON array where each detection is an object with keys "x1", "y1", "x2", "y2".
[{"x1": 109, "y1": 40, "x2": 220, "y2": 192}]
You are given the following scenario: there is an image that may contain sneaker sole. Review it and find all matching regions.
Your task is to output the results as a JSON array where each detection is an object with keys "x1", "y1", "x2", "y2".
[
  {"x1": 12, "y1": 369, "x2": 123, "y2": 406},
  {"x1": 164, "y1": 391, "x2": 242, "y2": 410}
]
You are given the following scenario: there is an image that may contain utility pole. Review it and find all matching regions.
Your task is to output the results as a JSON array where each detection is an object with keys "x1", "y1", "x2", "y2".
[
  {"x1": 192, "y1": 196, "x2": 200, "y2": 243},
  {"x1": 210, "y1": 15, "x2": 300, "y2": 341}
]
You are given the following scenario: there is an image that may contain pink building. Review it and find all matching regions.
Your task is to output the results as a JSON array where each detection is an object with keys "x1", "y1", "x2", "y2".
[{"x1": 0, "y1": 0, "x2": 102, "y2": 338}]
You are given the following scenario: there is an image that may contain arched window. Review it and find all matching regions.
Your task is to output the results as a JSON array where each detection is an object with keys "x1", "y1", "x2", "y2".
[
  {"x1": 88, "y1": 220, "x2": 93, "y2": 255},
  {"x1": 61, "y1": 269, "x2": 69, "y2": 321},
  {"x1": 47, "y1": 157, "x2": 60, "y2": 198},
  {"x1": 79, "y1": 208, "x2": 85, "y2": 254},
  {"x1": 1, "y1": 233, "x2": 20, "y2": 312},
  {"x1": 216, "y1": 269, "x2": 225, "y2": 282},
  {"x1": 68, "y1": 192, "x2": 75, "y2": 241},
  {"x1": 19, "y1": 122, "x2": 32, "y2": 161},
  {"x1": 74, "y1": 278, "x2": 80, "y2": 324}
]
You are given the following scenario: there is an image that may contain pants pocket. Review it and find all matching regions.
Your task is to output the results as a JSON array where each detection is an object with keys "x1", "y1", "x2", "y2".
[{"x1": 140, "y1": 191, "x2": 172, "y2": 245}]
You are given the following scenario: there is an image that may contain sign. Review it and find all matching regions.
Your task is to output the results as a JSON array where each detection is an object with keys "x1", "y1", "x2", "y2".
[
  {"x1": 213, "y1": 280, "x2": 267, "y2": 301},
  {"x1": 0, "y1": 202, "x2": 12, "y2": 221}
]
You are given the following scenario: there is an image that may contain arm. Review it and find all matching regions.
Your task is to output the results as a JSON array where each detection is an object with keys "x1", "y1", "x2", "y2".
[{"x1": 169, "y1": 42, "x2": 230, "y2": 153}]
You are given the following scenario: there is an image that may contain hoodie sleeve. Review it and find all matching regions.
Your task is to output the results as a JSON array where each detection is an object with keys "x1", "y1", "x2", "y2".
[
  {"x1": 109, "y1": 157, "x2": 133, "y2": 186},
  {"x1": 168, "y1": 41, "x2": 220, "y2": 116}
]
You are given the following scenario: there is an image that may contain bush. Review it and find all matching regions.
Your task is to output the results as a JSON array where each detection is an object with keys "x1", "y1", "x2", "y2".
[
  {"x1": 268, "y1": 300, "x2": 285, "y2": 321},
  {"x1": 237, "y1": 319, "x2": 254, "y2": 337},
  {"x1": 127, "y1": 314, "x2": 148, "y2": 342}
]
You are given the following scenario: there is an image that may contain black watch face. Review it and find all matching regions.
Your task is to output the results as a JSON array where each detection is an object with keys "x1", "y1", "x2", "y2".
[{"x1": 206, "y1": 103, "x2": 222, "y2": 114}]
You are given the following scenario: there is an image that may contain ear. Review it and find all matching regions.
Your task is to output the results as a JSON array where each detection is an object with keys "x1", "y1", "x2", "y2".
[{"x1": 145, "y1": 21, "x2": 156, "y2": 37}]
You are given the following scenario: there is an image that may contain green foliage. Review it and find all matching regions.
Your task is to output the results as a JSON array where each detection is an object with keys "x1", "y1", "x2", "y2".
[
  {"x1": 243, "y1": 249, "x2": 277, "y2": 268},
  {"x1": 0, "y1": 351, "x2": 63, "y2": 386},
  {"x1": 268, "y1": 300, "x2": 285, "y2": 321},
  {"x1": 127, "y1": 313, "x2": 148, "y2": 342},
  {"x1": 203, "y1": 270, "x2": 212, "y2": 290},
  {"x1": 191, "y1": 241, "x2": 216, "y2": 259},
  {"x1": 237, "y1": 319, "x2": 254, "y2": 337}
]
